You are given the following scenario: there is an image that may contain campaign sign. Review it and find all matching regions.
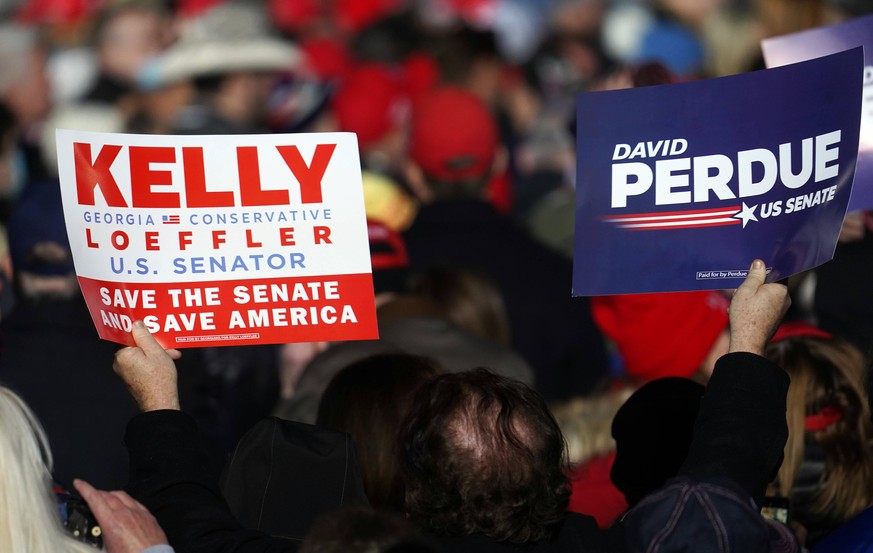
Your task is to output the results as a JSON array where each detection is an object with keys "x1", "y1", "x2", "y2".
[
  {"x1": 56, "y1": 130, "x2": 378, "y2": 348},
  {"x1": 762, "y1": 15, "x2": 873, "y2": 210},
  {"x1": 573, "y1": 48, "x2": 862, "y2": 296}
]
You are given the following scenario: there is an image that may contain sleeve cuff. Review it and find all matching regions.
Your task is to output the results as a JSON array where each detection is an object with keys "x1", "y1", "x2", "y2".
[{"x1": 140, "y1": 545, "x2": 175, "y2": 553}]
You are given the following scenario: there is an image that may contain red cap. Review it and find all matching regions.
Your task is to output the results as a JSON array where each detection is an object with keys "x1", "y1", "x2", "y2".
[
  {"x1": 367, "y1": 220, "x2": 408, "y2": 271},
  {"x1": 334, "y1": 0, "x2": 401, "y2": 33},
  {"x1": 301, "y1": 37, "x2": 352, "y2": 82},
  {"x1": 770, "y1": 321, "x2": 832, "y2": 343},
  {"x1": 592, "y1": 291, "x2": 729, "y2": 381},
  {"x1": 332, "y1": 63, "x2": 408, "y2": 149},
  {"x1": 269, "y1": 0, "x2": 321, "y2": 34},
  {"x1": 402, "y1": 52, "x2": 440, "y2": 99},
  {"x1": 409, "y1": 87, "x2": 498, "y2": 181},
  {"x1": 16, "y1": 0, "x2": 99, "y2": 23},
  {"x1": 176, "y1": 0, "x2": 226, "y2": 19}
]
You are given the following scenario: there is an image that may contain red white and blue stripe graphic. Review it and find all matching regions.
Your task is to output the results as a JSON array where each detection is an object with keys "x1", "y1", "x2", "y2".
[
  {"x1": 600, "y1": 205, "x2": 741, "y2": 230},
  {"x1": 162, "y1": 215, "x2": 181, "y2": 224}
]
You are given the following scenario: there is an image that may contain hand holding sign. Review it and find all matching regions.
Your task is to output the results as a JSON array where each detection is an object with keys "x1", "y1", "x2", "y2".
[
  {"x1": 727, "y1": 260, "x2": 790, "y2": 356},
  {"x1": 113, "y1": 321, "x2": 182, "y2": 412}
]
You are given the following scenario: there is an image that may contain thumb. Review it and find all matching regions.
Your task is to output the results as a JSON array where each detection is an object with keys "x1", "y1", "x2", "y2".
[
  {"x1": 738, "y1": 259, "x2": 766, "y2": 293},
  {"x1": 130, "y1": 321, "x2": 165, "y2": 357}
]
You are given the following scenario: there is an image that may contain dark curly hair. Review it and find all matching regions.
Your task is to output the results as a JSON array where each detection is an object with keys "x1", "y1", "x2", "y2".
[{"x1": 400, "y1": 368, "x2": 570, "y2": 544}]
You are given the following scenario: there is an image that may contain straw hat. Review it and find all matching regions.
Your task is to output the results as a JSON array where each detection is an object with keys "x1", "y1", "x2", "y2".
[{"x1": 142, "y1": 3, "x2": 301, "y2": 88}]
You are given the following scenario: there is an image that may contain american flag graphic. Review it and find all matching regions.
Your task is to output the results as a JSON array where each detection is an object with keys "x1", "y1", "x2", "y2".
[
  {"x1": 600, "y1": 205, "x2": 742, "y2": 231},
  {"x1": 162, "y1": 215, "x2": 181, "y2": 225}
]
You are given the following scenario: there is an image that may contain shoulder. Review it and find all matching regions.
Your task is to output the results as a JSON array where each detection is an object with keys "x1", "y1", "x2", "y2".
[{"x1": 552, "y1": 513, "x2": 615, "y2": 552}]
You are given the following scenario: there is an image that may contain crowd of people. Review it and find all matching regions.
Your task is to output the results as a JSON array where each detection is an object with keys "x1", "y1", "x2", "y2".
[{"x1": 0, "y1": 0, "x2": 872, "y2": 551}]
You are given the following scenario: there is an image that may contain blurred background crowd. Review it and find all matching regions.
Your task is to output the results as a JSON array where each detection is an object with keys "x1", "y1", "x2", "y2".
[{"x1": 1, "y1": 0, "x2": 873, "y2": 551}]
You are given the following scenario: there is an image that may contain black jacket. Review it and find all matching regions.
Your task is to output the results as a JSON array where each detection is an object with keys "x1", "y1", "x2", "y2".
[
  {"x1": 432, "y1": 513, "x2": 614, "y2": 553},
  {"x1": 125, "y1": 412, "x2": 368, "y2": 553},
  {"x1": 680, "y1": 352, "x2": 790, "y2": 503},
  {"x1": 403, "y1": 199, "x2": 609, "y2": 401}
]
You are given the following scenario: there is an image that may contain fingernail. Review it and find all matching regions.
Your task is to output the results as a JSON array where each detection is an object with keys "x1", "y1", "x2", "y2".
[
  {"x1": 752, "y1": 259, "x2": 763, "y2": 269},
  {"x1": 134, "y1": 320, "x2": 144, "y2": 329}
]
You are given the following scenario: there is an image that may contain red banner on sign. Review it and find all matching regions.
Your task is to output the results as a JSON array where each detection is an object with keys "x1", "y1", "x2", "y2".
[{"x1": 78, "y1": 273, "x2": 377, "y2": 348}]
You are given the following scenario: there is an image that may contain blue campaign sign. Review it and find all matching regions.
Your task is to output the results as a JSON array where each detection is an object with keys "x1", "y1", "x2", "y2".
[
  {"x1": 762, "y1": 15, "x2": 873, "y2": 211},
  {"x1": 573, "y1": 48, "x2": 863, "y2": 296}
]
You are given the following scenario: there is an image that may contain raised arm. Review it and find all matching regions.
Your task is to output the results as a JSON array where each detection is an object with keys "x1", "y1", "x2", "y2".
[
  {"x1": 726, "y1": 259, "x2": 790, "y2": 356},
  {"x1": 680, "y1": 259, "x2": 791, "y2": 503},
  {"x1": 113, "y1": 321, "x2": 181, "y2": 412},
  {"x1": 115, "y1": 322, "x2": 297, "y2": 553}
]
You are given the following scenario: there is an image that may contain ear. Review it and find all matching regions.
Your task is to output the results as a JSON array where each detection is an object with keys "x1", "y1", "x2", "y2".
[{"x1": 403, "y1": 160, "x2": 434, "y2": 204}]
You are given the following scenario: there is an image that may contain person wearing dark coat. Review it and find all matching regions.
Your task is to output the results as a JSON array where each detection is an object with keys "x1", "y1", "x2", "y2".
[
  {"x1": 626, "y1": 260, "x2": 800, "y2": 552},
  {"x1": 401, "y1": 86, "x2": 609, "y2": 401},
  {"x1": 123, "y1": 408, "x2": 369, "y2": 553}
]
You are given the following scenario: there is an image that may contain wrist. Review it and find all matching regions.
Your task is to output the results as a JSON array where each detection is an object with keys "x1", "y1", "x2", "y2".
[
  {"x1": 728, "y1": 338, "x2": 765, "y2": 356},
  {"x1": 139, "y1": 394, "x2": 180, "y2": 412}
]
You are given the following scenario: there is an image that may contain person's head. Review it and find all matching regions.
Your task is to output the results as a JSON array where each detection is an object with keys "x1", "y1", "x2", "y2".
[
  {"x1": 192, "y1": 70, "x2": 278, "y2": 125},
  {"x1": 405, "y1": 87, "x2": 498, "y2": 202},
  {"x1": 0, "y1": 386, "x2": 92, "y2": 553},
  {"x1": 766, "y1": 323, "x2": 873, "y2": 524},
  {"x1": 610, "y1": 377, "x2": 705, "y2": 507},
  {"x1": 551, "y1": 385, "x2": 635, "y2": 466},
  {"x1": 93, "y1": 1, "x2": 173, "y2": 85},
  {"x1": 430, "y1": 27, "x2": 503, "y2": 107},
  {"x1": 331, "y1": 63, "x2": 410, "y2": 169},
  {"x1": 0, "y1": 24, "x2": 51, "y2": 128},
  {"x1": 592, "y1": 290, "x2": 730, "y2": 383},
  {"x1": 408, "y1": 267, "x2": 510, "y2": 345},
  {"x1": 317, "y1": 354, "x2": 442, "y2": 512},
  {"x1": 400, "y1": 368, "x2": 569, "y2": 544},
  {"x1": 142, "y1": 3, "x2": 300, "y2": 126}
]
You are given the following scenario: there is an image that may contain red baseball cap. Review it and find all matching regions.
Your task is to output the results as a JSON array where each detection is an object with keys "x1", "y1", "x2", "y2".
[
  {"x1": 409, "y1": 86, "x2": 498, "y2": 181},
  {"x1": 592, "y1": 291, "x2": 729, "y2": 381},
  {"x1": 332, "y1": 63, "x2": 408, "y2": 149},
  {"x1": 301, "y1": 37, "x2": 352, "y2": 82}
]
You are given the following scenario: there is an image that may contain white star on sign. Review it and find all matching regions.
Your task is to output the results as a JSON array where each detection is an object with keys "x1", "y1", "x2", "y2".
[{"x1": 734, "y1": 202, "x2": 758, "y2": 228}]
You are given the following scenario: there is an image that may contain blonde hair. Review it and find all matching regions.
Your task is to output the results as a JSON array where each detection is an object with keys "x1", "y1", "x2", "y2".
[
  {"x1": 766, "y1": 336, "x2": 873, "y2": 525},
  {"x1": 550, "y1": 386, "x2": 635, "y2": 465},
  {"x1": 0, "y1": 387, "x2": 95, "y2": 553}
]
